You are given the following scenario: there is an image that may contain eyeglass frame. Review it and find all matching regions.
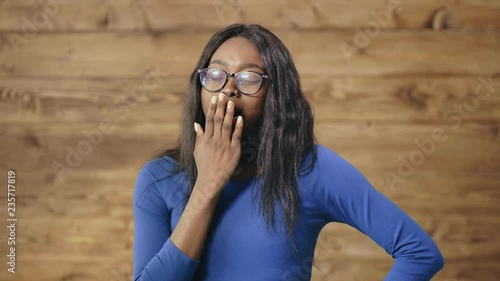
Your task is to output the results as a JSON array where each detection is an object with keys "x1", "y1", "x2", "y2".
[{"x1": 197, "y1": 68, "x2": 270, "y2": 95}]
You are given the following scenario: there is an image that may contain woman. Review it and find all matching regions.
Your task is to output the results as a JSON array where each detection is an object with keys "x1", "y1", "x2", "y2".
[{"x1": 132, "y1": 23, "x2": 444, "y2": 281}]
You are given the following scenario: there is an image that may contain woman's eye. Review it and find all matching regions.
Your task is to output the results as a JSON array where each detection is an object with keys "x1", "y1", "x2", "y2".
[
  {"x1": 209, "y1": 77, "x2": 225, "y2": 81},
  {"x1": 241, "y1": 80, "x2": 260, "y2": 85}
]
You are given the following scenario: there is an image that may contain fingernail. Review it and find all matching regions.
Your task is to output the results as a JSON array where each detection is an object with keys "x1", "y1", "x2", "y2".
[
  {"x1": 194, "y1": 122, "x2": 198, "y2": 132},
  {"x1": 211, "y1": 96, "x2": 217, "y2": 104},
  {"x1": 219, "y1": 93, "x2": 224, "y2": 101},
  {"x1": 237, "y1": 116, "x2": 242, "y2": 124},
  {"x1": 227, "y1": 101, "x2": 233, "y2": 109}
]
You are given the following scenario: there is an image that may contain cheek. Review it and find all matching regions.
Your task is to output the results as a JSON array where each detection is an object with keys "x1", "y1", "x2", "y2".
[
  {"x1": 255, "y1": 90, "x2": 268, "y2": 116},
  {"x1": 200, "y1": 91, "x2": 210, "y2": 117},
  {"x1": 246, "y1": 99, "x2": 266, "y2": 122},
  {"x1": 201, "y1": 99, "x2": 207, "y2": 117}
]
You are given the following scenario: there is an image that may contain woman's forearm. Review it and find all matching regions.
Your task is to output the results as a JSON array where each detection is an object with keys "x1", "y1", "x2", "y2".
[{"x1": 169, "y1": 181, "x2": 221, "y2": 260}]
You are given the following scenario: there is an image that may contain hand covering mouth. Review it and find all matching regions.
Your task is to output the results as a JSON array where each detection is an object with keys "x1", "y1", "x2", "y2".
[
  {"x1": 233, "y1": 106, "x2": 243, "y2": 120},
  {"x1": 232, "y1": 106, "x2": 243, "y2": 128}
]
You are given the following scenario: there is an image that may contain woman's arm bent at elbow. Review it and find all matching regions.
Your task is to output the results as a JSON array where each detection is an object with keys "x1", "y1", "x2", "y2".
[{"x1": 132, "y1": 167, "x2": 222, "y2": 281}]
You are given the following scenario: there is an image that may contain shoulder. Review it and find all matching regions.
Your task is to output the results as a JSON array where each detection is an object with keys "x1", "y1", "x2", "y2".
[
  {"x1": 298, "y1": 144, "x2": 347, "y2": 177},
  {"x1": 140, "y1": 155, "x2": 181, "y2": 181},
  {"x1": 308, "y1": 144, "x2": 369, "y2": 187},
  {"x1": 134, "y1": 155, "x2": 188, "y2": 210},
  {"x1": 312, "y1": 144, "x2": 355, "y2": 171},
  {"x1": 306, "y1": 145, "x2": 377, "y2": 220}
]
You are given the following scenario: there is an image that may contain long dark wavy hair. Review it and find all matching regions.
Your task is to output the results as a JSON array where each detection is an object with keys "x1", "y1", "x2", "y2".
[{"x1": 148, "y1": 23, "x2": 318, "y2": 254}]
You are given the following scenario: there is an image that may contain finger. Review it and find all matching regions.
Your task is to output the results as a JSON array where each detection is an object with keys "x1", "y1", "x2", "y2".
[
  {"x1": 194, "y1": 122, "x2": 204, "y2": 151},
  {"x1": 221, "y1": 100, "x2": 234, "y2": 142},
  {"x1": 213, "y1": 93, "x2": 227, "y2": 139},
  {"x1": 231, "y1": 116, "x2": 243, "y2": 147},
  {"x1": 205, "y1": 95, "x2": 217, "y2": 137}
]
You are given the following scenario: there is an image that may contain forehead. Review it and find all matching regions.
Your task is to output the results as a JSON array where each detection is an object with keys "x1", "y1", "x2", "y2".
[{"x1": 210, "y1": 36, "x2": 264, "y2": 69}]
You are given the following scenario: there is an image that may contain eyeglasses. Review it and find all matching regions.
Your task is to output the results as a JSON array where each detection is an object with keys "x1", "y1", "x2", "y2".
[{"x1": 198, "y1": 68, "x2": 270, "y2": 95}]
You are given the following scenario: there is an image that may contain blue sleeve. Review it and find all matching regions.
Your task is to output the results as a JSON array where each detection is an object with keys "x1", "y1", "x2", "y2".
[
  {"x1": 132, "y1": 165, "x2": 200, "y2": 281},
  {"x1": 314, "y1": 146, "x2": 444, "y2": 280}
]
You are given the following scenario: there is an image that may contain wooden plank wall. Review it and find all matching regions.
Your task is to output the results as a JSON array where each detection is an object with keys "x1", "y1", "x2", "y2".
[{"x1": 0, "y1": 0, "x2": 499, "y2": 280}]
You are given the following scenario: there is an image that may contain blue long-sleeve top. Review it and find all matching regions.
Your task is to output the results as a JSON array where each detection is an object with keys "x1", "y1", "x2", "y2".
[{"x1": 132, "y1": 144, "x2": 444, "y2": 281}]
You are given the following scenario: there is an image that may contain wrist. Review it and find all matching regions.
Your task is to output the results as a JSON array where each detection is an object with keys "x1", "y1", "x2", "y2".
[{"x1": 187, "y1": 182, "x2": 221, "y2": 213}]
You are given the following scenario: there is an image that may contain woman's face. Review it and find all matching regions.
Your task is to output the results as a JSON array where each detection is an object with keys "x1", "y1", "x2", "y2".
[{"x1": 200, "y1": 36, "x2": 269, "y2": 140}]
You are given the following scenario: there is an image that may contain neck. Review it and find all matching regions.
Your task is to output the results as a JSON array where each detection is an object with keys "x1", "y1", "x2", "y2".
[
  {"x1": 231, "y1": 159, "x2": 262, "y2": 180},
  {"x1": 234, "y1": 128, "x2": 262, "y2": 179}
]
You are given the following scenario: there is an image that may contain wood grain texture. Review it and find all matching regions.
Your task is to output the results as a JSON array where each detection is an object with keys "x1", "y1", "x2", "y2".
[
  {"x1": 0, "y1": 0, "x2": 499, "y2": 32},
  {"x1": 1, "y1": 31, "x2": 499, "y2": 77}
]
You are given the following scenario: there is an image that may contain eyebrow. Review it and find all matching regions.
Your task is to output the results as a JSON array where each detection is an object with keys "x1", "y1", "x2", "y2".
[{"x1": 209, "y1": 60, "x2": 264, "y2": 72}]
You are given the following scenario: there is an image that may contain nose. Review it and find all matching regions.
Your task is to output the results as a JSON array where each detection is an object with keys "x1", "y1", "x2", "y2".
[{"x1": 221, "y1": 76, "x2": 238, "y2": 97}]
